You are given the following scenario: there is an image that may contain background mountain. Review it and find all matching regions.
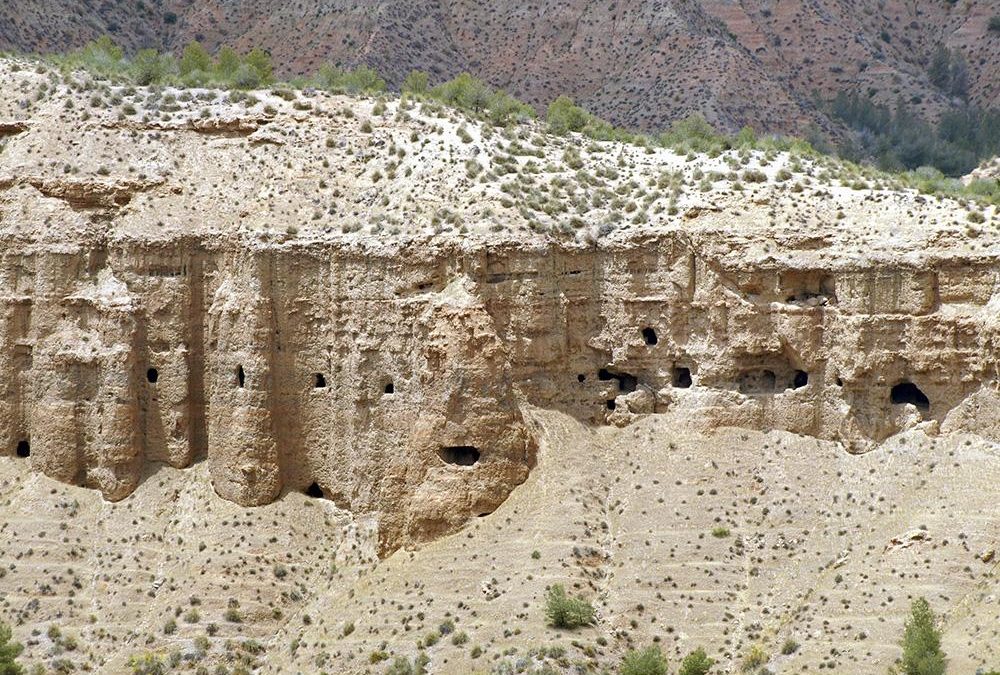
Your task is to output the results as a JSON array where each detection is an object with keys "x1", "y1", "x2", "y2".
[{"x1": 1, "y1": 0, "x2": 998, "y2": 138}]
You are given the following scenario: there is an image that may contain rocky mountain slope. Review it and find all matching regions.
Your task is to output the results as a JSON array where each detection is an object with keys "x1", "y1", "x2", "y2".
[
  {"x1": 1, "y1": 0, "x2": 998, "y2": 136},
  {"x1": 0, "y1": 56, "x2": 998, "y2": 673}
]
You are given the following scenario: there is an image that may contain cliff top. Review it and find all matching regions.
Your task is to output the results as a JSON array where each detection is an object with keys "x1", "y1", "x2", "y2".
[{"x1": 0, "y1": 57, "x2": 997, "y2": 270}]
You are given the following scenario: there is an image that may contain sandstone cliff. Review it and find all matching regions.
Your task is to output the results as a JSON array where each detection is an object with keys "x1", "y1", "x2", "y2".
[{"x1": 0, "y1": 58, "x2": 997, "y2": 557}]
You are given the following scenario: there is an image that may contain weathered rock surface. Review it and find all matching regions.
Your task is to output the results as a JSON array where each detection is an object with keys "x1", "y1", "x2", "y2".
[{"x1": 0, "y1": 58, "x2": 998, "y2": 555}]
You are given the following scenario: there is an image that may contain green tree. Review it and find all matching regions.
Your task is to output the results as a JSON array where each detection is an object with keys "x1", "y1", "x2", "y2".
[
  {"x1": 215, "y1": 46, "x2": 240, "y2": 79},
  {"x1": 543, "y1": 584, "x2": 595, "y2": 629},
  {"x1": 928, "y1": 44, "x2": 952, "y2": 91},
  {"x1": 900, "y1": 598, "x2": 946, "y2": 675},
  {"x1": 340, "y1": 66, "x2": 386, "y2": 94},
  {"x1": 678, "y1": 647, "x2": 715, "y2": 675},
  {"x1": 402, "y1": 70, "x2": 430, "y2": 96},
  {"x1": 243, "y1": 48, "x2": 274, "y2": 85},
  {"x1": 131, "y1": 49, "x2": 171, "y2": 86},
  {"x1": 620, "y1": 646, "x2": 668, "y2": 675},
  {"x1": 546, "y1": 95, "x2": 590, "y2": 134},
  {"x1": 178, "y1": 41, "x2": 211, "y2": 76},
  {"x1": 433, "y1": 72, "x2": 491, "y2": 112},
  {"x1": 0, "y1": 620, "x2": 24, "y2": 675}
]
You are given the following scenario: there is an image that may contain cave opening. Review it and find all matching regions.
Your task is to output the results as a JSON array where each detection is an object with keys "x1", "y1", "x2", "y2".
[
  {"x1": 891, "y1": 382, "x2": 930, "y2": 411},
  {"x1": 438, "y1": 445, "x2": 481, "y2": 466},
  {"x1": 577, "y1": 374, "x2": 586, "y2": 383},
  {"x1": 15, "y1": 440, "x2": 29, "y2": 458},
  {"x1": 305, "y1": 482, "x2": 324, "y2": 498},
  {"x1": 793, "y1": 370, "x2": 809, "y2": 389},
  {"x1": 599, "y1": 368, "x2": 637, "y2": 393},
  {"x1": 146, "y1": 368, "x2": 159, "y2": 384},
  {"x1": 606, "y1": 399, "x2": 616, "y2": 410},
  {"x1": 384, "y1": 382, "x2": 395, "y2": 395},
  {"x1": 237, "y1": 365, "x2": 245, "y2": 388},
  {"x1": 642, "y1": 327, "x2": 658, "y2": 345},
  {"x1": 673, "y1": 366, "x2": 692, "y2": 388},
  {"x1": 315, "y1": 373, "x2": 327, "y2": 388}
]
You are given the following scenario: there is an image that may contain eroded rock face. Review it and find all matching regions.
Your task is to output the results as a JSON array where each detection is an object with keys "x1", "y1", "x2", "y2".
[
  {"x1": 3, "y1": 235, "x2": 997, "y2": 553},
  {"x1": 0, "y1": 59, "x2": 997, "y2": 553}
]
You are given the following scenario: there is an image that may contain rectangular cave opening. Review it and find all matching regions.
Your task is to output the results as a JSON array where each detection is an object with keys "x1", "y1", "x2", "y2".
[
  {"x1": 15, "y1": 440, "x2": 29, "y2": 458},
  {"x1": 673, "y1": 366, "x2": 692, "y2": 388}
]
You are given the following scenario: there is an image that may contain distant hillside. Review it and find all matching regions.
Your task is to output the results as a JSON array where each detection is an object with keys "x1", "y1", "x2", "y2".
[{"x1": 1, "y1": 0, "x2": 998, "y2": 140}]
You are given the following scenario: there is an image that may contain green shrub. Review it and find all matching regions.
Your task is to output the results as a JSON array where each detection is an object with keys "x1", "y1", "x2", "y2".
[
  {"x1": 988, "y1": 16, "x2": 1000, "y2": 32},
  {"x1": 0, "y1": 620, "x2": 24, "y2": 675},
  {"x1": 678, "y1": 647, "x2": 715, "y2": 675},
  {"x1": 179, "y1": 41, "x2": 211, "y2": 77},
  {"x1": 899, "y1": 598, "x2": 946, "y2": 675},
  {"x1": 741, "y1": 644, "x2": 768, "y2": 672},
  {"x1": 544, "y1": 584, "x2": 595, "y2": 629},
  {"x1": 620, "y1": 645, "x2": 668, "y2": 675},
  {"x1": 780, "y1": 638, "x2": 799, "y2": 655},
  {"x1": 547, "y1": 95, "x2": 591, "y2": 135}
]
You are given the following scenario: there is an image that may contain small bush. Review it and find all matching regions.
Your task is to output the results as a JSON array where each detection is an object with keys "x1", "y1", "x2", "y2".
[
  {"x1": 620, "y1": 645, "x2": 668, "y2": 675},
  {"x1": 544, "y1": 584, "x2": 595, "y2": 629},
  {"x1": 989, "y1": 16, "x2": 1000, "y2": 32},
  {"x1": 780, "y1": 639, "x2": 799, "y2": 655},
  {"x1": 741, "y1": 644, "x2": 768, "y2": 672},
  {"x1": 679, "y1": 647, "x2": 715, "y2": 675},
  {"x1": 711, "y1": 526, "x2": 730, "y2": 538}
]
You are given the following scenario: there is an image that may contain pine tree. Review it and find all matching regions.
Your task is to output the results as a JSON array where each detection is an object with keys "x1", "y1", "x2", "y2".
[{"x1": 900, "y1": 598, "x2": 946, "y2": 675}]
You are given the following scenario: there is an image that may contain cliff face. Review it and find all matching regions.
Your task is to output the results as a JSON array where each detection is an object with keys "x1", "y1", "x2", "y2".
[
  {"x1": 0, "y1": 57, "x2": 997, "y2": 554},
  {"x1": 2, "y1": 234, "x2": 997, "y2": 551}
]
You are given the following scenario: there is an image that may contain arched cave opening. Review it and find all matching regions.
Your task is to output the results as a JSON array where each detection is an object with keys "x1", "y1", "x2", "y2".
[
  {"x1": 642, "y1": 327, "x2": 658, "y2": 345},
  {"x1": 305, "y1": 482, "x2": 324, "y2": 498},
  {"x1": 438, "y1": 445, "x2": 481, "y2": 466},
  {"x1": 673, "y1": 366, "x2": 692, "y2": 388},
  {"x1": 606, "y1": 399, "x2": 617, "y2": 410},
  {"x1": 237, "y1": 365, "x2": 246, "y2": 388},
  {"x1": 383, "y1": 382, "x2": 395, "y2": 395},
  {"x1": 577, "y1": 374, "x2": 586, "y2": 383},
  {"x1": 315, "y1": 373, "x2": 327, "y2": 388},
  {"x1": 891, "y1": 382, "x2": 930, "y2": 411},
  {"x1": 793, "y1": 370, "x2": 809, "y2": 389},
  {"x1": 15, "y1": 440, "x2": 30, "y2": 458},
  {"x1": 146, "y1": 368, "x2": 159, "y2": 384}
]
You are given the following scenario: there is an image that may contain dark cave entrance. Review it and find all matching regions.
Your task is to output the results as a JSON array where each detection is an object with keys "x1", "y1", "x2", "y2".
[
  {"x1": 237, "y1": 365, "x2": 246, "y2": 388},
  {"x1": 642, "y1": 327, "x2": 658, "y2": 345},
  {"x1": 15, "y1": 440, "x2": 29, "y2": 458},
  {"x1": 598, "y1": 368, "x2": 637, "y2": 393},
  {"x1": 305, "y1": 482, "x2": 324, "y2": 498},
  {"x1": 315, "y1": 373, "x2": 327, "y2": 388},
  {"x1": 438, "y1": 446, "x2": 481, "y2": 466},
  {"x1": 792, "y1": 370, "x2": 809, "y2": 389},
  {"x1": 673, "y1": 367, "x2": 692, "y2": 388},
  {"x1": 383, "y1": 382, "x2": 395, "y2": 395},
  {"x1": 146, "y1": 368, "x2": 159, "y2": 384},
  {"x1": 891, "y1": 382, "x2": 930, "y2": 411}
]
